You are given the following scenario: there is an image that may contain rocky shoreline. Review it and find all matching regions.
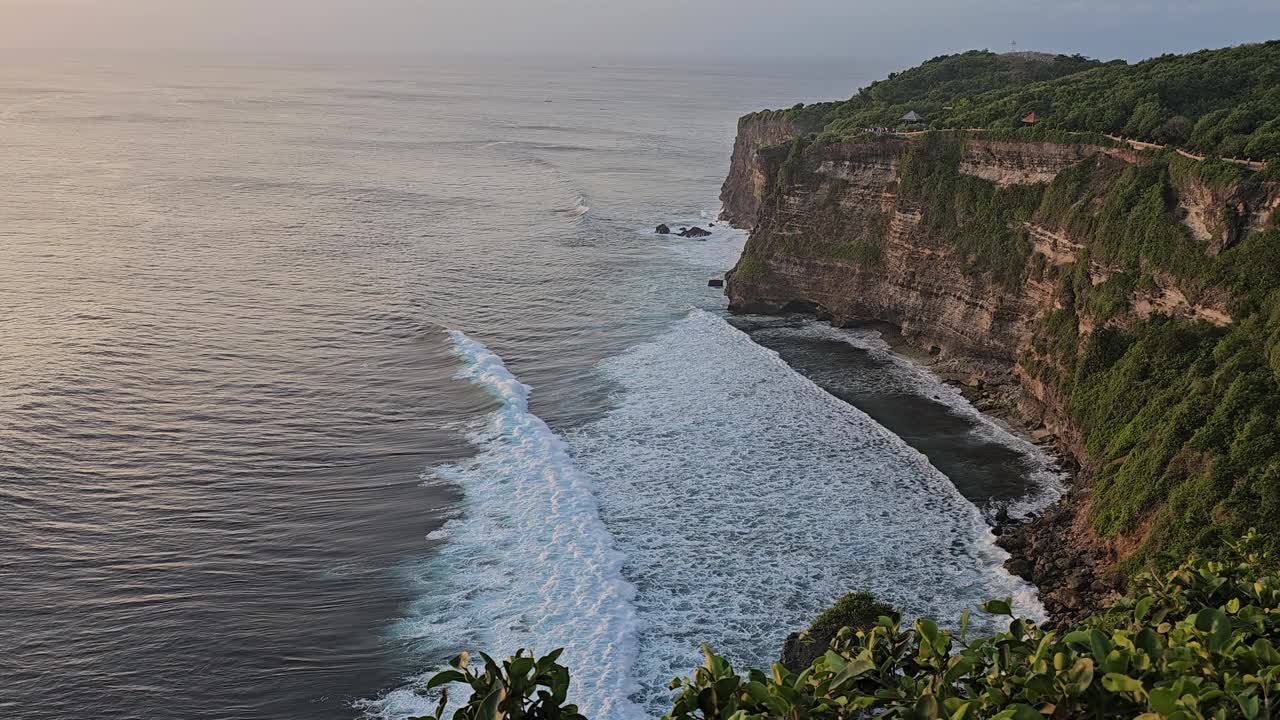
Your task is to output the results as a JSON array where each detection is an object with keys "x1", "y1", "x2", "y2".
[
  {"x1": 914, "y1": 350, "x2": 1123, "y2": 625},
  {"x1": 758, "y1": 313, "x2": 1123, "y2": 625}
]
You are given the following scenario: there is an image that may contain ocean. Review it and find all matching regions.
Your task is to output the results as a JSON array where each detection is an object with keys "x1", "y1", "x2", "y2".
[{"x1": 0, "y1": 55, "x2": 1060, "y2": 720}]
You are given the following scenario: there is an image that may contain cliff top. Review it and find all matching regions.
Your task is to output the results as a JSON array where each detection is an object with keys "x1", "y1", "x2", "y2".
[{"x1": 747, "y1": 41, "x2": 1280, "y2": 164}]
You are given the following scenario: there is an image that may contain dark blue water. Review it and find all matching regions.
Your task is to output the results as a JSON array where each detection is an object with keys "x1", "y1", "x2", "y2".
[{"x1": 0, "y1": 56, "x2": 1058, "y2": 720}]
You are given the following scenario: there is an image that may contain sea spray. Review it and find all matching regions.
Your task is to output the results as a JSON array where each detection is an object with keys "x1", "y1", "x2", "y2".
[
  {"x1": 359, "y1": 331, "x2": 643, "y2": 720},
  {"x1": 567, "y1": 309, "x2": 1044, "y2": 712}
]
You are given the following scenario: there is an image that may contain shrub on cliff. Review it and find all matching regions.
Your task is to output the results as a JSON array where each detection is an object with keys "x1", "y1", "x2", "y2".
[
  {"x1": 782, "y1": 592, "x2": 898, "y2": 672},
  {"x1": 414, "y1": 532, "x2": 1280, "y2": 720}
]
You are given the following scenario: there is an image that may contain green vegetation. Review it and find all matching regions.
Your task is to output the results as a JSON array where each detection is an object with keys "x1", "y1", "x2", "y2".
[
  {"x1": 946, "y1": 42, "x2": 1280, "y2": 161},
  {"x1": 420, "y1": 534, "x2": 1280, "y2": 720},
  {"x1": 746, "y1": 51, "x2": 1103, "y2": 143},
  {"x1": 1006, "y1": 145, "x2": 1280, "y2": 568},
  {"x1": 762, "y1": 118, "x2": 1280, "y2": 568},
  {"x1": 1037, "y1": 156, "x2": 1213, "y2": 281},
  {"x1": 807, "y1": 592, "x2": 898, "y2": 641},
  {"x1": 898, "y1": 133, "x2": 1041, "y2": 289},
  {"x1": 734, "y1": 255, "x2": 769, "y2": 283},
  {"x1": 749, "y1": 42, "x2": 1280, "y2": 161},
  {"x1": 738, "y1": 40, "x2": 1280, "y2": 573},
  {"x1": 997, "y1": 142, "x2": 1280, "y2": 567}
]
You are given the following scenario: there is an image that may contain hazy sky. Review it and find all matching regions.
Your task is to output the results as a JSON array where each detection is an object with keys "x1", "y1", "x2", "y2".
[{"x1": 1, "y1": 0, "x2": 1277, "y2": 64}]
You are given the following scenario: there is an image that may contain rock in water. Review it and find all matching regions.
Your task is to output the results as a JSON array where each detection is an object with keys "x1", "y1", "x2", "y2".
[
  {"x1": 679, "y1": 226, "x2": 711, "y2": 238},
  {"x1": 655, "y1": 223, "x2": 670, "y2": 235},
  {"x1": 708, "y1": 278, "x2": 724, "y2": 287}
]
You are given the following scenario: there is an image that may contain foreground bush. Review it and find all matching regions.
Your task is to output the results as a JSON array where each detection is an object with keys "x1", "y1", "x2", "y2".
[{"x1": 417, "y1": 532, "x2": 1280, "y2": 720}]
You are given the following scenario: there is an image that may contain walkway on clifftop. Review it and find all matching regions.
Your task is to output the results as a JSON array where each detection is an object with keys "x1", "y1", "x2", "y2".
[{"x1": 881, "y1": 128, "x2": 1267, "y2": 171}]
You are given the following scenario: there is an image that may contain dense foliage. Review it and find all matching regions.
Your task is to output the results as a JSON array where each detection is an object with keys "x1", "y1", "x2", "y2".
[
  {"x1": 745, "y1": 51, "x2": 1103, "y2": 142},
  {"x1": 806, "y1": 592, "x2": 899, "y2": 641},
  {"x1": 417, "y1": 534, "x2": 1280, "y2": 720},
  {"x1": 1014, "y1": 149, "x2": 1280, "y2": 568},
  {"x1": 944, "y1": 42, "x2": 1280, "y2": 161},
  {"x1": 897, "y1": 133, "x2": 1042, "y2": 290},
  {"x1": 750, "y1": 42, "x2": 1280, "y2": 161}
]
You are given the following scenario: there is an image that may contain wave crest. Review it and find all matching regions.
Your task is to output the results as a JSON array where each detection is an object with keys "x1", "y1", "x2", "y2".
[{"x1": 358, "y1": 331, "x2": 642, "y2": 720}]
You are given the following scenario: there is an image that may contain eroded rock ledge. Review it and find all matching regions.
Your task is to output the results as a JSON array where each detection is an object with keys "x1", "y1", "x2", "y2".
[{"x1": 720, "y1": 122, "x2": 1280, "y2": 622}]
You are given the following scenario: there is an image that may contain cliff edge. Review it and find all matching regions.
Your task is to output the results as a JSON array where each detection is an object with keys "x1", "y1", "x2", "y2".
[{"x1": 722, "y1": 119, "x2": 1280, "y2": 621}]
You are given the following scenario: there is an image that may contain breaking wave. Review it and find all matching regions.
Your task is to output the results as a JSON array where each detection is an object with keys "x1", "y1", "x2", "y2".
[
  {"x1": 357, "y1": 331, "x2": 642, "y2": 720},
  {"x1": 566, "y1": 310, "x2": 1044, "y2": 712},
  {"x1": 365, "y1": 312, "x2": 1047, "y2": 719}
]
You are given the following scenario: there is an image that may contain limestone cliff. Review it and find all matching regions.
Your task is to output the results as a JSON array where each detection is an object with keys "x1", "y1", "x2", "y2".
[
  {"x1": 721, "y1": 117, "x2": 1280, "y2": 620},
  {"x1": 719, "y1": 112, "x2": 831, "y2": 228}
]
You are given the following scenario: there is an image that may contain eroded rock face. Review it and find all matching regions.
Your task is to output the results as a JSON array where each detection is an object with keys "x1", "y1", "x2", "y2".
[
  {"x1": 1174, "y1": 175, "x2": 1280, "y2": 255},
  {"x1": 722, "y1": 133, "x2": 1264, "y2": 364},
  {"x1": 720, "y1": 128, "x2": 1279, "y2": 620},
  {"x1": 958, "y1": 139, "x2": 1109, "y2": 187},
  {"x1": 719, "y1": 115, "x2": 809, "y2": 228},
  {"x1": 726, "y1": 139, "x2": 1051, "y2": 361}
]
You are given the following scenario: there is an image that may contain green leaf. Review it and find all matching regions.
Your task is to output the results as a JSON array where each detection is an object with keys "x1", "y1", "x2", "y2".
[
  {"x1": 916, "y1": 693, "x2": 939, "y2": 719},
  {"x1": 830, "y1": 657, "x2": 875, "y2": 689},
  {"x1": 476, "y1": 688, "x2": 502, "y2": 720},
  {"x1": 1070, "y1": 658, "x2": 1095, "y2": 695},
  {"x1": 1089, "y1": 628, "x2": 1113, "y2": 660},
  {"x1": 823, "y1": 650, "x2": 847, "y2": 673},
  {"x1": 993, "y1": 703, "x2": 1044, "y2": 720},
  {"x1": 1196, "y1": 608, "x2": 1232, "y2": 652},
  {"x1": 1148, "y1": 686, "x2": 1179, "y2": 714},
  {"x1": 427, "y1": 670, "x2": 467, "y2": 690},
  {"x1": 744, "y1": 680, "x2": 770, "y2": 703},
  {"x1": 982, "y1": 599, "x2": 1013, "y2": 616},
  {"x1": 945, "y1": 654, "x2": 975, "y2": 683},
  {"x1": 1135, "y1": 596, "x2": 1154, "y2": 622},
  {"x1": 1102, "y1": 673, "x2": 1145, "y2": 695},
  {"x1": 1238, "y1": 693, "x2": 1261, "y2": 720}
]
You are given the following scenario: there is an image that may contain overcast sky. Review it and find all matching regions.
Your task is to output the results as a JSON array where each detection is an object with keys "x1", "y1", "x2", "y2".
[{"x1": 1, "y1": 0, "x2": 1277, "y2": 65}]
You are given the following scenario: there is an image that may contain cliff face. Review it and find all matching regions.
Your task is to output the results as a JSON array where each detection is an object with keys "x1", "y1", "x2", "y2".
[
  {"x1": 719, "y1": 115, "x2": 810, "y2": 228},
  {"x1": 722, "y1": 120, "x2": 1280, "y2": 619},
  {"x1": 723, "y1": 125, "x2": 1273, "y2": 369}
]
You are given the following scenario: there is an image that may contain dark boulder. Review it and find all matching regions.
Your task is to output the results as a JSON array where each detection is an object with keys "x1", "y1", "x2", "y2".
[
  {"x1": 708, "y1": 278, "x2": 724, "y2": 287},
  {"x1": 655, "y1": 223, "x2": 670, "y2": 235},
  {"x1": 780, "y1": 632, "x2": 823, "y2": 674},
  {"x1": 1005, "y1": 557, "x2": 1034, "y2": 579},
  {"x1": 679, "y1": 226, "x2": 712, "y2": 238}
]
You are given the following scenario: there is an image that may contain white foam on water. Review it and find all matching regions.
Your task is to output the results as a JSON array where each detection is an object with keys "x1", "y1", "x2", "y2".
[
  {"x1": 641, "y1": 211, "x2": 748, "y2": 270},
  {"x1": 566, "y1": 309, "x2": 1044, "y2": 712},
  {"x1": 357, "y1": 331, "x2": 643, "y2": 720},
  {"x1": 769, "y1": 320, "x2": 1067, "y2": 518}
]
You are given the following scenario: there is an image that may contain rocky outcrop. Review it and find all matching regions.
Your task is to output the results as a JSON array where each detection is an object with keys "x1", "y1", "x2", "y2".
[
  {"x1": 726, "y1": 139, "x2": 1054, "y2": 361},
  {"x1": 958, "y1": 139, "x2": 1108, "y2": 186},
  {"x1": 719, "y1": 114, "x2": 817, "y2": 228},
  {"x1": 1173, "y1": 173, "x2": 1280, "y2": 255}
]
